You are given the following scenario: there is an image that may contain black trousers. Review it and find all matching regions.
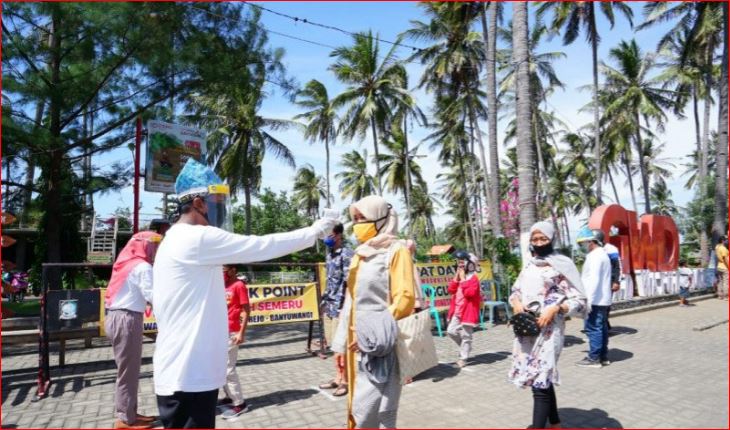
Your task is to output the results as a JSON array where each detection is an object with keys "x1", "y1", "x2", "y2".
[
  {"x1": 532, "y1": 385, "x2": 560, "y2": 428},
  {"x1": 157, "y1": 389, "x2": 218, "y2": 429}
]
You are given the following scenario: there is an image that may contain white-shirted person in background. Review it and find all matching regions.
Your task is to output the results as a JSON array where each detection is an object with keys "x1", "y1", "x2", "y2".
[
  {"x1": 105, "y1": 231, "x2": 162, "y2": 429},
  {"x1": 152, "y1": 159, "x2": 336, "y2": 428},
  {"x1": 575, "y1": 227, "x2": 613, "y2": 368}
]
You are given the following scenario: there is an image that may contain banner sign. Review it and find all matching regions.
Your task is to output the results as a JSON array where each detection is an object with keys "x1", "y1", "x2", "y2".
[
  {"x1": 145, "y1": 120, "x2": 207, "y2": 193},
  {"x1": 247, "y1": 282, "x2": 320, "y2": 326},
  {"x1": 316, "y1": 260, "x2": 494, "y2": 313},
  {"x1": 99, "y1": 282, "x2": 320, "y2": 334},
  {"x1": 417, "y1": 261, "x2": 493, "y2": 311}
]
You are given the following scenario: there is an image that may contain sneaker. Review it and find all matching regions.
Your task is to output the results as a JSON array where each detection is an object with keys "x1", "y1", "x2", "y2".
[
  {"x1": 575, "y1": 357, "x2": 602, "y2": 368},
  {"x1": 456, "y1": 359, "x2": 467, "y2": 368},
  {"x1": 221, "y1": 403, "x2": 249, "y2": 420},
  {"x1": 600, "y1": 359, "x2": 611, "y2": 366}
]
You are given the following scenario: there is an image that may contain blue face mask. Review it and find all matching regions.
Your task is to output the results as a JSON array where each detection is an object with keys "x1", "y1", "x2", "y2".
[{"x1": 323, "y1": 236, "x2": 336, "y2": 248}]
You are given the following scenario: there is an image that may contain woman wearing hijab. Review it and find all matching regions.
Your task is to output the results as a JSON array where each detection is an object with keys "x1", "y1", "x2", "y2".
[
  {"x1": 508, "y1": 222, "x2": 588, "y2": 429},
  {"x1": 446, "y1": 251, "x2": 481, "y2": 368},
  {"x1": 105, "y1": 231, "x2": 162, "y2": 429},
  {"x1": 331, "y1": 195, "x2": 416, "y2": 429}
]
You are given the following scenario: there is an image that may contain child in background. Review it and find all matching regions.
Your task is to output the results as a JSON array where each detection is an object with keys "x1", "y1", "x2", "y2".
[{"x1": 678, "y1": 259, "x2": 693, "y2": 307}]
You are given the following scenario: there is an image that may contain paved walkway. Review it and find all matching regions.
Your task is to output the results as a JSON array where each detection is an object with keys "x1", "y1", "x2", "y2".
[{"x1": 2, "y1": 298, "x2": 728, "y2": 428}]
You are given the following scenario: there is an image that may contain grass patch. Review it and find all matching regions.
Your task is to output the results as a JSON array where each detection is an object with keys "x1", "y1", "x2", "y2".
[{"x1": 3, "y1": 299, "x2": 41, "y2": 317}]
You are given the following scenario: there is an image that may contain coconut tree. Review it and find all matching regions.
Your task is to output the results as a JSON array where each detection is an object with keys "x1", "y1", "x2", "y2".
[
  {"x1": 335, "y1": 150, "x2": 376, "y2": 202},
  {"x1": 481, "y1": 1, "x2": 504, "y2": 236},
  {"x1": 377, "y1": 128, "x2": 427, "y2": 201},
  {"x1": 293, "y1": 80, "x2": 338, "y2": 208},
  {"x1": 408, "y1": 184, "x2": 438, "y2": 238},
  {"x1": 638, "y1": 1, "x2": 726, "y2": 243},
  {"x1": 191, "y1": 84, "x2": 297, "y2": 235},
  {"x1": 536, "y1": 1, "x2": 634, "y2": 205},
  {"x1": 329, "y1": 31, "x2": 410, "y2": 195},
  {"x1": 512, "y1": 2, "x2": 536, "y2": 233},
  {"x1": 600, "y1": 39, "x2": 676, "y2": 214},
  {"x1": 649, "y1": 180, "x2": 679, "y2": 217},
  {"x1": 292, "y1": 164, "x2": 326, "y2": 219}
]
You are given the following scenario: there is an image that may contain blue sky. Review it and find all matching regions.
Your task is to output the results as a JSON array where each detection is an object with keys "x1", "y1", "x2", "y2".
[{"x1": 94, "y1": 1, "x2": 715, "y2": 234}]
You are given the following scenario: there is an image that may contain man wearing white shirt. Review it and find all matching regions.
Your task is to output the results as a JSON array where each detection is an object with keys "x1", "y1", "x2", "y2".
[
  {"x1": 575, "y1": 228, "x2": 612, "y2": 368},
  {"x1": 152, "y1": 159, "x2": 336, "y2": 428}
]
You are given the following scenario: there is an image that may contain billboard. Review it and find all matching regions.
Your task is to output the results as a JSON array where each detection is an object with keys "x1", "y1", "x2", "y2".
[{"x1": 145, "y1": 120, "x2": 207, "y2": 193}]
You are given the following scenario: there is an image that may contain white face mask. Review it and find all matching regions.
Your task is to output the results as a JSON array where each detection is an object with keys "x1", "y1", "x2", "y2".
[{"x1": 349, "y1": 233, "x2": 360, "y2": 245}]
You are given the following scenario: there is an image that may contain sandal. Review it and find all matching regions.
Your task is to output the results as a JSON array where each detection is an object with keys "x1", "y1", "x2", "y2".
[
  {"x1": 332, "y1": 384, "x2": 348, "y2": 397},
  {"x1": 318, "y1": 380, "x2": 338, "y2": 390}
]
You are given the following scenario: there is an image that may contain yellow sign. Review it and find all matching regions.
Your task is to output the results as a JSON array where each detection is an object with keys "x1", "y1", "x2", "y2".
[
  {"x1": 416, "y1": 260, "x2": 493, "y2": 311},
  {"x1": 247, "y1": 282, "x2": 320, "y2": 326},
  {"x1": 98, "y1": 289, "x2": 157, "y2": 336}
]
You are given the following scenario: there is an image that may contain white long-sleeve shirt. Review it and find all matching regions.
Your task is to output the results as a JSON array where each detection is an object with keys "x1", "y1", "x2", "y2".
[
  {"x1": 107, "y1": 263, "x2": 153, "y2": 313},
  {"x1": 152, "y1": 223, "x2": 318, "y2": 395},
  {"x1": 581, "y1": 246, "x2": 613, "y2": 306}
]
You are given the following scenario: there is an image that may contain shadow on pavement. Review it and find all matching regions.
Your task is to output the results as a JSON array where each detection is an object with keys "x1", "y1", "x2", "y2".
[
  {"x1": 246, "y1": 388, "x2": 318, "y2": 409},
  {"x1": 468, "y1": 351, "x2": 510, "y2": 366},
  {"x1": 607, "y1": 348, "x2": 634, "y2": 363},
  {"x1": 413, "y1": 363, "x2": 461, "y2": 383},
  {"x1": 558, "y1": 407, "x2": 623, "y2": 428},
  {"x1": 563, "y1": 335, "x2": 585, "y2": 347},
  {"x1": 609, "y1": 326, "x2": 638, "y2": 337}
]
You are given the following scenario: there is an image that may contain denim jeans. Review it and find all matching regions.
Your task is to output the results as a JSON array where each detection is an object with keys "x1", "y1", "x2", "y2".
[{"x1": 584, "y1": 305, "x2": 609, "y2": 361}]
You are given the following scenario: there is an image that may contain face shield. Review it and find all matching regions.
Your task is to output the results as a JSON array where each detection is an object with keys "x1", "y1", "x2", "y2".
[{"x1": 204, "y1": 184, "x2": 233, "y2": 231}]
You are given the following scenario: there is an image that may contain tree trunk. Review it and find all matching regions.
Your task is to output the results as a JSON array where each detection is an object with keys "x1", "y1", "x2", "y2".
[
  {"x1": 623, "y1": 151, "x2": 638, "y2": 213},
  {"x1": 403, "y1": 115, "x2": 412, "y2": 234},
  {"x1": 484, "y1": 2, "x2": 502, "y2": 237},
  {"x1": 244, "y1": 186, "x2": 252, "y2": 235},
  {"x1": 325, "y1": 136, "x2": 331, "y2": 208},
  {"x1": 591, "y1": 16, "x2": 602, "y2": 205},
  {"x1": 469, "y1": 99, "x2": 492, "y2": 239},
  {"x1": 693, "y1": 86, "x2": 701, "y2": 164},
  {"x1": 701, "y1": 75, "x2": 711, "y2": 184},
  {"x1": 456, "y1": 148, "x2": 478, "y2": 253},
  {"x1": 713, "y1": 1, "x2": 729, "y2": 245},
  {"x1": 45, "y1": 6, "x2": 63, "y2": 266},
  {"x1": 370, "y1": 118, "x2": 382, "y2": 195},
  {"x1": 607, "y1": 167, "x2": 621, "y2": 205},
  {"x1": 634, "y1": 114, "x2": 651, "y2": 214},
  {"x1": 513, "y1": 2, "x2": 536, "y2": 233},
  {"x1": 534, "y1": 124, "x2": 560, "y2": 246}
]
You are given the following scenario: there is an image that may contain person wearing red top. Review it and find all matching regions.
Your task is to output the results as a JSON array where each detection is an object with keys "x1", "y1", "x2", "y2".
[
  {"x1": 446, "y1": 251, "x2": 482, "y2": 368},
  {"x1": 219, "y1": 265, "x2": 251, "y2": 420}
]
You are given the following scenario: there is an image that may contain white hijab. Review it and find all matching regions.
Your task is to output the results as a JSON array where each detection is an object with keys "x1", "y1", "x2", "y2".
[
  {"x1": 350, "y1": 195, "x2": 399, "y2": 258},
  {"x1": 524, "y1": 221, "x2": 589, "y2": 316}
]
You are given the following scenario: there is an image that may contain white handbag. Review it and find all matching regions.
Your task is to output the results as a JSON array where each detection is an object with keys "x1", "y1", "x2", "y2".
[{"x1": 387, "y1": 243, "x2": 439, "y2": 384}]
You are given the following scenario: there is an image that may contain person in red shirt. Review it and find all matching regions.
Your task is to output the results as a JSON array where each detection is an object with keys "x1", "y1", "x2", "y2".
[
  {"x1": 446, "y1": 251, "x2": 482, "y2": 368},
  {"x1": 219, "y1": 265, "x2": 251, "y2": 420}
]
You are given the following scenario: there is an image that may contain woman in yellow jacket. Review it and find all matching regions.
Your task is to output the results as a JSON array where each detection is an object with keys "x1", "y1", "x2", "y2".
[{"x1": 331, "y1": 195, "x2": 416, "y2": 429}]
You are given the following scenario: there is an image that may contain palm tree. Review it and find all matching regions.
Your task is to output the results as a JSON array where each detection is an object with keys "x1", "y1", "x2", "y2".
[
  {"x1": 633, "y1": 139, "x2": 676, "y2": 193},
  {"x1": 377, "y1": 129, "x2": 427, "y2": 202},
  {"x1": 402, "y1": 2, "x2": 491, "y2": 244},
  {"x1": 638, "y1": 1, "x2": 726, "y2": 244},
  {"x1": 537, "y1": 1, "x2": 634, "y2": 206},
  {"x1": 336, "y1": 150, "x2": 376, "y2": 202},
  {"x1": 482, "y1": 1, "x2": 504, "y2": 237},
  {"x1": 600, "y1": 39, "x2": 676, "y2": 214},
  {"x1": 293, "y1": 80, "x2": 338, "y2": 208},
  {"x1": 649, "y1": 180, "x2": 678, "y2": 217},
  {"x1": 513, "y1": 2, "x2": 536, "y2": 233},
  {"x1": 715, "y1": 3, "x2": 728, "y2": 244},
  {"x1": 681, "y1": 133, "x2": 717, "y2": 189},
  {"x1": 408, "y1": 184, "x2": 438, "y2": 238},
  {"x1": 292, "y1": 164, "x2": 326, "y2": 219},
  {"x1": 329, "y1": 31, "x2": 410, "y2": 195},
  {"x1": 191, "y1": 86, "x2": 296, "y2": 235}
]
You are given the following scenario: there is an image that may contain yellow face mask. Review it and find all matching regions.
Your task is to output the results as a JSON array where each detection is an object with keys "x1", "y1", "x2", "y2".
[{"x1": 353, "y1": 222, "x2": 378, "y2": 244}]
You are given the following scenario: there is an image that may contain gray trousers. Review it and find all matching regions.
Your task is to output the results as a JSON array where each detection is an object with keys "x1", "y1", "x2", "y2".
[
  {"x1": 105, "y1": 309, "x2": 144, "y2": 424},
  {"x1": 352, "y1": 359, "x2": 402, "y2": 428},
  {"x1": 447, "y1": 317, "x2": 474, "y2": 361}
]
